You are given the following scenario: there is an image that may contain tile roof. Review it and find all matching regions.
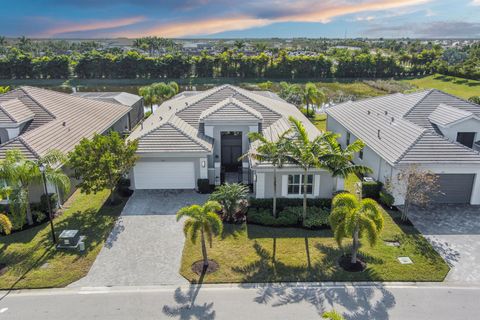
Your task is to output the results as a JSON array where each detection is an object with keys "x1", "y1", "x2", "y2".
[
  {"x1": 0, "y1": 86, "x2": 131, "y2": 159},
  {"x1": 129, "y1": 84, "x2": 320, "y2": 155},
  {"x1": 0, "y1": 98, "x2": 35, "y2": 125},
  {"x1": 199, "y1": 97, "x2": 263, "y2": 122},
  {"x1": 326, "y1": 89, "x2": 480, "y2": 166},
  {"x1": 72, "y1": 92, "x2": 142, "y2": 107},
  {"x1": 428, "y1": 103, "x2": 476, "y2": 127}
]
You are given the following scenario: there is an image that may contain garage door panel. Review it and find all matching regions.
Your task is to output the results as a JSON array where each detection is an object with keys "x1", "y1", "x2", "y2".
[
  {"x1": 433, "y1": 174, "x2": 474, "y2": 204},
  {"x1": 134, "y1": 161, "x2": 195, "y2": 189}
]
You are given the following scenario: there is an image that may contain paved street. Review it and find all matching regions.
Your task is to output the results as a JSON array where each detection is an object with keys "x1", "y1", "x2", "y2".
[
  {"x1": 72, "y1": 190, "x2": 209, "y2": 287},
  {"x1": 1, "y1": 283, "x2": 479, "y2": 320},
  {"x1": 409, "y1": 205, "x2": 480, "y2": 283}
]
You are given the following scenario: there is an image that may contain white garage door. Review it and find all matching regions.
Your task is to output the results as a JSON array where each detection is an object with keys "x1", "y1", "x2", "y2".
[{"x1": 134, "y1": 161, "x2": 196, "y2": 189}]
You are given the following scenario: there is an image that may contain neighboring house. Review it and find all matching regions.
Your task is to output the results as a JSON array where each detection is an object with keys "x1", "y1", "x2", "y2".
[
  {"x1": 326, "y1": 89, "x2": 480, "y2": 205},
  {"x1": 0, "y1": 86, "x2": 135, "y2": 203},
  {"x1": 72, "y1": 91, "x2": 144, "y2": 130},
  {"x1": 128, "y1": 84, "x2": 337, "y2": 199}
]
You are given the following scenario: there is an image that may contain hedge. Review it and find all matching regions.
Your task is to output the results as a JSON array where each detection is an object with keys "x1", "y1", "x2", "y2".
[{"x1": 249, "y1": 198, "x2": 332, "y2": 210}]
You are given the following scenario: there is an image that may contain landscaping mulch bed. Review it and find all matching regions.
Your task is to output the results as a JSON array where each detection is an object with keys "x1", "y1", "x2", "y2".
[
  {"x1": 338, "y1": 255, "x2": 367, "y2": 272},
  {"x1": 192, "y1": 260, "x2": 219, "y2": 275}
]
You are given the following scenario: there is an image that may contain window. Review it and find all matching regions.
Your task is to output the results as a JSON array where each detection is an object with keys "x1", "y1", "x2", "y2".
[
  {"x1": 359, "y1": 150, "x2": 364, "y2": 160},
  {"x1": 456, "y1": 132, "x2": 476, "y2": 148},
  {"x1": 346, "y1": 132, "x2": 351, "y2": 145},
  {"x1": 287, "y1": 174, "x2": 313, "y2": 195}
]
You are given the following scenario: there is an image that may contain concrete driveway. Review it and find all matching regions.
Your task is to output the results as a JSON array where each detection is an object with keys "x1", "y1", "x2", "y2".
[
  {"x1": 409, "y1": 205, "x2": 480, "y2": 284},
  {"x1": 72, "y1": 190, "x2": 209, "y2": 287}
]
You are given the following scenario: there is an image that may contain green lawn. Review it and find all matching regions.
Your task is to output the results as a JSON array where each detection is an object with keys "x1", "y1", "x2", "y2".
[
  {"x1": 0, "y1": 190, "x2": 124, "y2": 289},
  {"x1": 311, "y1": 113, "x2": 327, "y2": 131},
  {"x1": 403, "y1": 74, "x2": 480, "y2": 99},
  {"x1": 180, "y1": 208, "x2": 449, "y2": 283}
]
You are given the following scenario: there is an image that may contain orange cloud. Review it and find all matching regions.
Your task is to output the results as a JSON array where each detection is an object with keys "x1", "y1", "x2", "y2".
[
  {"x1": 122, "y1": 16, "x2": 270, "y2": 38},
  {"x1": 121, "y1": 0, "x2": 431, "y2": 37},
  {"x1": 43, "y1": 16, "x2": 146, "y2": 37}
]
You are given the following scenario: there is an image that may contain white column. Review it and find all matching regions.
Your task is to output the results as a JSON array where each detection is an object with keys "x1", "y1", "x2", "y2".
[
  {"x1": 214, "y1": 162, "x2": 221, "y2": 185},
  {"x1": 281, "y1": 175, "x2": 288, "y2": 197},
  {"x1": 248, "y1": 125, "x2": 258, "y2": 133},
  {"x1": 204, "y1": 125, "x2": 214, "y2": 138},
  {"x1": 199, "y1": 158, "x2": 208, "y2": 179},
  {"x1": 256, "y1": 172, "x2": 265, "y2": 198}
]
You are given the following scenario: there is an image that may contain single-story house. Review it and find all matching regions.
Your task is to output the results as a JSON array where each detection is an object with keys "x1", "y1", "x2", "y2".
[
  {"x1": 326, "y1": 89, "x2": 480, "y2": 205},
  {"x1": 72, "y1": 91, "x2": 144, "y2": 130},
  {"x1": 0, "y1": 86, "x2": 142, "y2": 203},
  {"x1": 128, "y1": 84, "x2": 337, "y2": 199}
]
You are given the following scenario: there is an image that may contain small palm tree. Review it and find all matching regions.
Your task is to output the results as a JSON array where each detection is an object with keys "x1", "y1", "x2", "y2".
[
  {"x1": 0, "y1": 149, "x2": 70, "y2": 226},
  {"x1": 329, "y1": 193, "x2": 384, "y2": 265},
  {"x1": 0, "y1": 214, "x2": 12, "y2": 235},
  {"x1": 176, "y1": 201, "x2": 223, "y2": 268},
  {"x1": 301, "y1": 83, "x2": 325, "y2": 117},
  {"x1": 0, "y1": 86, "x2": 10, "y2": 94},
  {"x1": 209, "y1": 183, "x2": 249, "y2": 222},
  {"x1": 243, "y1": 130, "x2": 291, "y2": 217}
]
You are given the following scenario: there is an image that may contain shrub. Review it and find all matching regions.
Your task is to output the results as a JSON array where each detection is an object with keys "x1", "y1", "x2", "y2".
[
  {"x1": 249, "y1": 198, "x2": 332, "y2": 210},
  {"x1": 197, "y1": 179, "x2": 211, "y2": 194},
  {"x1": 247, "y1": 208, "x2": 299, "y2": 227},
  {"x1": 379, "y1": 190, "x2": 395, "y2": 208},
  {"x1": 362, "y1": 181, "x2": 383, "y2": 199},
  {"x1": 32, "y1": 210, "x2": 46, "y2": 223},
  {"x1": 40, "y1": 193, "x2": 58, "y2": 214},
  {"x1": 210, "y1": 183, "x2": 249, "y2": 222},
  {"x1": 303, "y1": 207, "x2": 330, "y2": 228}
]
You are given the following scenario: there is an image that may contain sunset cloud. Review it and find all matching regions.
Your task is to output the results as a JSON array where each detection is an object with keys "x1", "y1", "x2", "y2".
[
  {"x1": 42, "y1": 16, "x2": 146, "y2": 37},
  {"x1": 119, "y1": 0, "x2": 433, "y2": 37}
]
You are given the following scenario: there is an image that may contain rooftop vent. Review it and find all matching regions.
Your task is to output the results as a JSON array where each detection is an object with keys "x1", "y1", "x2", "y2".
[
  {"x1": 367, "y1": 110, "x2": 371, "y2": 115},
  {"x1": 169, "y1": 106, "x2": 172, "y2": 110},
  {"x1": 391, "y1": 116, "x2": 395, "y2": 123},
  {"x1": 62, "y1": 121, "x2": 66, "y2": 127},
  {"x1": 384, "y1": 111, "x2": 388, "y2": 115},
  {"x1": 159, "y1": 116, "x2": 163, "y2": 121},
  {"x1": 185, "y1": 102, "x2": 188, "y2": 106},
  {"x1": 377, "y1": 129, "x2": 381, "y2": 139}
]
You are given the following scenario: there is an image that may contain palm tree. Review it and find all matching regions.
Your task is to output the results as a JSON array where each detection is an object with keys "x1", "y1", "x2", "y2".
[
  {"x1": 138, "y1": 82, "x2": 179, "y2": 114},
  {"x1": 329, "y1": 193, "x2": 384, "y2": 265},
  {"x1": 286, "y1": 116, "x2": 337, "y2": 222},
  {"x1": 176, "y1": 201, "x2": 223, "y2": 268},
  {"x1": 0, "y1": 149, "x2": 70, "y2": 226},
  {"x1": 301, "y1": 83, "x2": 324, "y2": 117},
  {"x1": 209, "y1": 183, "x2": 249, "y2": 222},
  {"x1": 243, "y1": 130, "x2": 291, "y2": 217},
  {"x1": 320, "y1": 134, "x2": 372, "y2": 190}
]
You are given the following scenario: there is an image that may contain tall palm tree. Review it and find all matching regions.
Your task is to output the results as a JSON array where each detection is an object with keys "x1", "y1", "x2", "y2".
[
  {"x1": 0, "y1": 149, "x2": 70, "y2": 226},
  {"x1": 329, "y1": 193, "x2": 384, "y2": 265},
  {"x1": 243, "y1": 130, "x2": 291, "y2": 217},
  {"x1": 286, "y1": 116, "x2": 337, "y2": 222},
  {"x1": 176, "y1": 201, "x2": 223, "y2": 268},
  {"x1": 138, "y1": 82, "x2": 179, "y2": 114},
  {"x1": 320, "y1": 134, "x2": 372, "y2": 190},
  {"x1": 301, "y1": 83, "x2": 325, "y2": 117}
]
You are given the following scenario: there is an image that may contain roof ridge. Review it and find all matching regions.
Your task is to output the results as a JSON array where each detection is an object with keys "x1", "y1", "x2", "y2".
[
  {"x1": 393, "y1": 129, "x2": 429, "y2": 165},
  {"x1": 199, "y1": 96, "x2": 263, "y2": 121},
  {"x1": 232, "y1": 86, "x2": 283, "y2": 116},
  {"x1": 400, "y1": 89, "x2": 434, "y2": 119},
  {"x1": 168, "y1": 115, "x2": 211, "y2": 152},
  {"x1": 430, "y1": 88, "x2": 480, "y2": 108},
  {"x1": 0, "y1": 99, "x2": 19, "y2": 122},
  {"x1": 174, "y1": 85, "x2": 224, "y2": 113},
  {"x1": 19, "y1": 87, "x2": 57, "y2": 119},
  {"x1": 129, "y1": 112, "x2": 174, "y2": 141}
]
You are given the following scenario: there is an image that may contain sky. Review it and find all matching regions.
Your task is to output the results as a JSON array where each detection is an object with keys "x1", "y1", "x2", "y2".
[{"x1": 1, "y1": 0, "x2": 480, "y2": 39}]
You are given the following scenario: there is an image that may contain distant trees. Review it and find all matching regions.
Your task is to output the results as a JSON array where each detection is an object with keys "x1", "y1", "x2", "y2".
[{"x1": 0, "y1": 38, "x2": 478, "y2": 80}]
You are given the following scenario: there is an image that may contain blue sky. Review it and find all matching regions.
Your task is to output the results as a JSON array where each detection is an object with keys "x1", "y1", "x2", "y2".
[{"x1": 1, "y1": 0, "x2": 479, "y2": 38}]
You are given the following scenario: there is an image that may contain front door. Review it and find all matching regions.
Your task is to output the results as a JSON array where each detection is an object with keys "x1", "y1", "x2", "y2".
[{"x1": 221, "y1": 132, "x2": 242, "y2": 172}]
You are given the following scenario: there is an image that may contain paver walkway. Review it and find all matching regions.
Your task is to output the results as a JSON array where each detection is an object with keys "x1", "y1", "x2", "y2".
[
  {"x1": 72, "y1": 190, "x2": 209, "y2": 287},
  {"x1": 409, "y1": 205, "x2": 480, "y2": 284}
]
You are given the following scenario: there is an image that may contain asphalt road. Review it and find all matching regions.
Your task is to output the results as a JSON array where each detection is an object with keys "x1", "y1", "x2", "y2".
[{"x1": 0, "y1": 283, "x2": 478, "y2": 320}]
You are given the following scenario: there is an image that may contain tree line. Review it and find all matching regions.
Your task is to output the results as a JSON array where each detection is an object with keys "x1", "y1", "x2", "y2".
[{"x1": 0, "y1": 48, "x2": 442, "y2": 80}]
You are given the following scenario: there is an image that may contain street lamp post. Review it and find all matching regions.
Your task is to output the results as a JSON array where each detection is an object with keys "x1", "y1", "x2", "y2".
[{"x1": 39, "y1": 164, "x2": 57, "y2": 244}]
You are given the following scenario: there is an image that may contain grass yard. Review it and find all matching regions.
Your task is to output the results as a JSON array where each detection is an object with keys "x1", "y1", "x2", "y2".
[
  {"x1": 0, "y1": 189, "x2": 124, "y2": 289},
  {"x1": 311, "y1": 113, "x2": 327, "y2": 131},
  {"x1": 403, "y1": 74, "x2": 480, "y2": 99},
  {"x1": 180, "y1": 208, "x2": 449, "y2": 283}
]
